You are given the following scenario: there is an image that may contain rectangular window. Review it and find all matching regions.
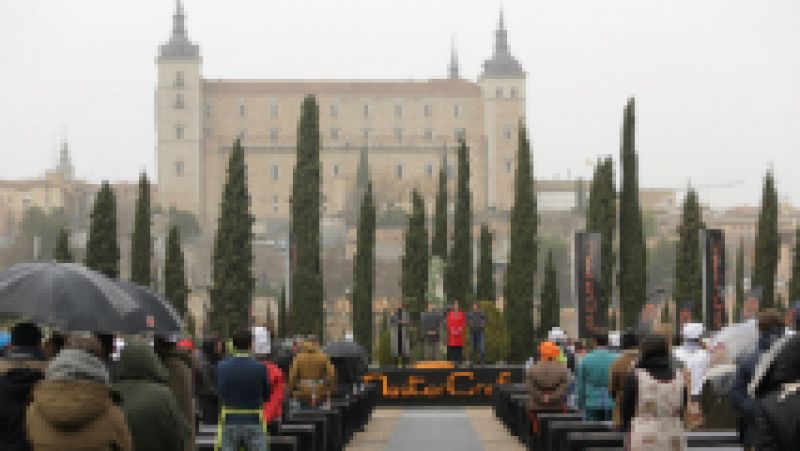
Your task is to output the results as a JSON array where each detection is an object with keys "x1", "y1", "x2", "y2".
[
  {"x1": 510, "y1": 87, "x2": 518, "y2": 98},
  {"x1": 237, "y1": 128, "x2": 247, "y2": 140},
  {"x1": 363, "y1": 104, "x2": 369, "y2": 118},
  {"x1": 174, "y1": 71, "x2": 184, "y2": 87},
  {"x1": 496, "y1": 87, "x2": 503, "y2": 99},
  {"x1": 424, "y1": 104, "x2": 432, "y2": 117},
  {"x1": 205, "y1": 103, "x2": 213, "y2": 117},
  {"x1": 506, "y1": 159, "x2": 513, "y2": 173},
  {"x1": 269, "y1": 128, "x2": 279, "y2": 142},
  {"x1": 395, "y1": 164, "x2": 403, "y2": 179},
  {"x1": 447, "y1": 164, "x2": 454, "y2": 178},
  {"x1": 503, "y1": 126, "x2": 513, "y2": 140},
  {"x1": 174, "y1": 93, "x2": 184, "y2": 109},
  {"x1": 239, "y1": 101, "x2": 246, "y2": 117},
  {"x1": 454, "y1": 128, "x2": 466, "y2": 141},
  {"x1": 394, "y1": 104, "x2": 403, "y2": 118},
  {"x1": 272, "y1": 194, "x2": 279, "y2": 203},
  {"x1": 362, "y1": 128, "x2": 370, "y2": 141},
  {"x1": 394, "y1": 128, "x2": 403, "y2": 142},
  {"x1": 330, "y1": 104, "x2": 338, "y2": 117},
  {"x1": 271, "y1": 164, "x2": 279, "y2": 181},
  {"x1": 175, "y1": 161, "x2": 184, "y2": 176},
  {"x1": 426, "y1": 163, "x2": 434, "y2": 178},
  {"x1": 332, "y1": 164, "x2": 340, "y2": 177},
  {"x1": 330, "y1": 128, "x2": 339, "y2": 140},
  {"x1": 454, "y1": 104, "x2": 461, "y2": 118},
  {"x1": 424, "y1": 128, "x2": 433, "y2": 141},
  {"x1": 203, "y1": 127, "x2": 213, "y2": 138},
  {"x1": 175, "y1": 125, "x2": 184, "y2": 140},
  {"x1": 270, "y1": 103, "x2": 279, "y2": 118}
]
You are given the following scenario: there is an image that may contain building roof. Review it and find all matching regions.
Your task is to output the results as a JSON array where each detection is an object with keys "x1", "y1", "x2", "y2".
[
  {"x1": 202, "y1": 79, "x2": 482, "y2": 97},
  {"x1": 159, "y1": 0, "x2": 200, "y2": 60},
  {"x1": 481, "y1": 10, "x2": 525, "y2": 79}
]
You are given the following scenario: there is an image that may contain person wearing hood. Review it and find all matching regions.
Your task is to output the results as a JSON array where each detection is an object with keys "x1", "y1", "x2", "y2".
[
  {"x1": 26, "y1": 335, "x2": 132, "y2": 450},
  {"x1": 621, "y1": 334, "x2": 689, "y2": 450},
  {"x1": 0, "y1": 322, "x2": 47, "y2": 451},
  {"x1": 288, "y1": 336, "x2": 336, "y2": 407},
  {"x1": 609, "y1": 329, "x2": 639, "y2": 429},
  {"x1": 115, "y1": 341, "x2": 190, "y2": 451},
  {"x1": 154, "y1": 334, "x2": 195, "y2": 451},
  {"x1": 749, "y1": 334, "x2": 800, "y2": 450},
  {"x1": 527, "y1": 341, "x2": 570, "y2": 413},
  {"x1": 730, "y1": 308, "x2": 785, "y2": 448}
]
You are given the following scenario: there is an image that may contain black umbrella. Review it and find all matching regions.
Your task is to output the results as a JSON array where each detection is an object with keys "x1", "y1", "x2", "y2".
[
  {"x1": 115, "y1": 280, "x2": 183, "y2": 334},
  {"x1": 0, "y1": 263, "x2": 179, "y2": 334},
  {"x1": 323, "y1": 340, "x2": 368, "y2": 360}
]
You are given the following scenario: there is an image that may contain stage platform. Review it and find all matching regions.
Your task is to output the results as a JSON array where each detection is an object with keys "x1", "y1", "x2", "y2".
[{"x1": 363, "y1": 365, "x2": 525, "y2": 406}]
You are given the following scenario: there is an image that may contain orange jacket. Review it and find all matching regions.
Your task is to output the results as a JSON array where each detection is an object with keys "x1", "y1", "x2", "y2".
[{"x1": 262, "y1": 361, "x2": 285, "y2": 423}]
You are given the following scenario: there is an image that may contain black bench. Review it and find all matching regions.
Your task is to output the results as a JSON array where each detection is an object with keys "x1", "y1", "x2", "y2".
[
  {"x1": 566, "y1": 430, "x2": 741, "y2": 451},
  {"x1": 196, "y1": 433, "x2": 298, "y2": 451},
  {"x1": 278, "y1": 423, "x2": 317, "y2": 451},
  {"x1": 284, "y1": 414, "x2": 328, "y2": 451},
  {"x1": 548, "y1": 421, "x2": 612, "y2": 451},
  {"x1": 535, "y1": 412, "x2": 584, "y2": 450}
]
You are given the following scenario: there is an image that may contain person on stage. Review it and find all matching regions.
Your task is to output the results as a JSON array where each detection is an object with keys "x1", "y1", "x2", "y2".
[
  {"x1": 390, "y1": 306, "x2": 411, "y2": 367},
  {"x1": 469, "y1": 302, "x2": 487, "y2": 365},
  {"x1": 446, "y1": 301, "x2": 466, "y2": 365},
  {"x1": 420, "y1": 304, "x2": 443, "y2": 361}
]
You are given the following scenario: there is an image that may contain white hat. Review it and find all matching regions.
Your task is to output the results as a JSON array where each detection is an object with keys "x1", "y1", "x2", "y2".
[
  {"x1": 344, "y1": 332, "x2": 354, "y2": 342},
  {"x1": 609, "y1": 331, "x2": 621, "y2": 348},
  {"x1": 548, "y1": 327, "x2": 566, "y2": 343},
  {"x1": 682, "y1": 322, "x2": 704, "y2": 340}
]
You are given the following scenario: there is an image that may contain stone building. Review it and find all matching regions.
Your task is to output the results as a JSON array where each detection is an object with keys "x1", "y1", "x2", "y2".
[{"x1": 156, "y1": 1, "x2": 527, "y2": 230}]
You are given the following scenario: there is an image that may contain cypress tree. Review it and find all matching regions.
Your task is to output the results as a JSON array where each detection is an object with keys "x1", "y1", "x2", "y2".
[
  {"x1": 291, "y1": 95, "x2": 323, "y2": 337},
  {"x1": 586, "y1": 157, "x2": 616, "y2": 326},
  {"x1": 448, "y1": 139, "x2": 473, "y2": 305},
  {"x1": 477, "y1": 224, "x2": 495, "y2": 302},
  {"x1": 210, "y1": 138, "x2": 254, "y2": 337},
  {"x1": 54, "y1": 227, "x2": 72, "y2": 263},
  {"x1": 618, "y1": 98, "x2": 647, "y2": 328},
  {"x1": 674, "y1": 189, "x2": 705, "y2": 320},
  {"x1": 130, "y1": 172, "x2": 151, "y2": 286},
  {"x1": 432, "y1": 160, "x2": 448, "y2": 260},
  {"x1": 402, "y1": 189, "x2": 429, "y2": 316},
  {"x1": 164, "y1": 225, "x2": 188, "y2": 315},
  {"x1": 278, "y1": 285, "x2": 287, "y2": 338},
  {"x1": 353, "y1": 183, "x2": 376, "y2": 354},
  {"x1": 540, "y1": 250, "x2": 559, "y2": 338},
  {"x1": 753, "y1": 171, "x2": 779, "y2": 308},
  {"x1": 86, "y1": 181, "x2": 119, "y2": 278},
  {"x1": 735, "y1": 240, "x2": 745, "y2": 320},
  {"x1": 788, "y1": 228, "x2": 800, "y2": 303},
  {"x1": 504, "y1": 123, "x2": 537, "y2": 362}
]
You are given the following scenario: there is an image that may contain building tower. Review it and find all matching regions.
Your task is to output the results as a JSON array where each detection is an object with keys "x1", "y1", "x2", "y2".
[
  {"x1": 479, "y1": 9, "x2": 526, "y2": 211},
  {"x1": 448, "y1": 38, "x2": 460, "y2": 80},
  {"x1": 156, "y1": 0, "x2": 203, "y2": 218},
  {"x1": 56, "y1": 140, "x2": 74, "y2": 181}
]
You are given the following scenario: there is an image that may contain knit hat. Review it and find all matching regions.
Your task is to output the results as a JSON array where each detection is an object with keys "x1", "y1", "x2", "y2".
[
  {"x1": 682, "y1": 322, "x2": 704, "y2": 340},
  {"x1": 539, "y1": 341, "x2": 561, "y2": 361},
  {"x1": 46, "y1": 349, "x2": 110, "y2": 386}
]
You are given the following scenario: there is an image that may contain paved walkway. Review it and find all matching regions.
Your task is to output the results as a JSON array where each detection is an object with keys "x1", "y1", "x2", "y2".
[{"x1": 347, "y1": 407, "x2": 525, "y2": 451}]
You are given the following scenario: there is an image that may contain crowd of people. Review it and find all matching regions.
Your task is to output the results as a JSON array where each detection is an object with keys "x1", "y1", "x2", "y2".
[
  {"x1": 0, "y1": 322, "x2": 338, "y2": 451},
  {"x1": 525, "y1": 309, "x2": 800, "y2": 450}
]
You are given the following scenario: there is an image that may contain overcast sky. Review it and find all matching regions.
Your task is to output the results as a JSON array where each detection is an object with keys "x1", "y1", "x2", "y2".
[{"x1": 0, "y1": 0, "x2": 798, "y2": 208}]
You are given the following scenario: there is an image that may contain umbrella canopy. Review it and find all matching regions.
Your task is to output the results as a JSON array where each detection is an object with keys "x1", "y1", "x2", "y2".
[
  {"x1": 115, "y1": 280, "x2": 183, "y2": 334},
  {"x1": 0, "y1": 263, "x2": 180, "y2": 334},
  {"x1": 324, "y1": 340, "x2": 368, "y2": 385},
  {"x1": 323, "y1": 339, "x2": 368, "y2": 360}
]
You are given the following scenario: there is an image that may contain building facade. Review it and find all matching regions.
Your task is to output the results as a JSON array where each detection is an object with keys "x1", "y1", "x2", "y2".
[{"x1": 156, "y1": 2, "x2": 527, "y2": 229}]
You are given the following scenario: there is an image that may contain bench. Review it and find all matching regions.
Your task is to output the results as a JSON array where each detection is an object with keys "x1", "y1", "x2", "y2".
[
  {"x1": 196, "y1": 433, "x2": 298, "y2": 451},
  {"x1": 534, "y1": 412, "x2": 584, "y2": 450},
  {"x1": 547, "y1": 421, "x2": 612, "y2": 451},
  {"x1": 566, "y1": 430, "x2": 741, "y2": 451}
]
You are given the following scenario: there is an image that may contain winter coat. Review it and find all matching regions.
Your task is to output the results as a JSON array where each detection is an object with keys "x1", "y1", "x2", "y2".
[
  {"x1": 699, "y1": 364, "x2": 738, "y2": 430},
  {"x1": 26, "y1": 379, "x2": 132, "y2": 451},
  {"x1": 288, "y1": 341, "x2": 336, "y2": 405},
  {"x1": 730, "y1": 331, "x2": 782, "y2": 446},
  {"x1": 749, "y1": 335, "x2": 800, "y2": 451},
  {"x1": 446, "y1": 311, "x2": 466, "y2": 347},
  {"x1": 114, "y1": 343, "x2": 190, "y2": 451},
  {"x1": 526, "y1": 360, "x2": 570, "y2": 411},
  {"x1": 0, "y1": 346, "x2": 47, "y2": 451},
  {"x1": 609, "y1": 349, "x2": 638, "y2": 427},
  {"x1": 262, "y1": 361, "x2": 285, "y2": 423},
  {"x1": 160, "y1": 349, "x2": 194, "y2": 451},
  {"x1": 576, "y1": 348, "x2": 618, "y2": 412}
]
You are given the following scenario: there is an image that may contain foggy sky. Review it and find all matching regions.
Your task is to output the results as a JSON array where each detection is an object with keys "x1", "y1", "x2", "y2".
[{"x1": 0, "y1": 0, "x2": 798, "y2": 208}]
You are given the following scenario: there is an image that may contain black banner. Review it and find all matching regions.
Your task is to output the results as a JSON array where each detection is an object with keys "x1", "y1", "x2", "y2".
[
  {"x1": 702, "y1": 229, "x2": 726, "y2": 331},
  {"x1": 362, "y1": 366, "x2": 525, "y2": 405},
  {"x1": 575, "y1": 232, "x2": 601, "y2": 338}
]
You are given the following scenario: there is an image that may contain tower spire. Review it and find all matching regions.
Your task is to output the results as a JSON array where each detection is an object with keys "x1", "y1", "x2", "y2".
[
  {"x1": 173, "y1": 0, "x2": 186, "y2": 38},
  {"x1": 448, "y1": 36, "x2": 460, "y2": 80},
  {"x1": 160, "y1": 0, "x2": 199, "y2": 58},
  {"x1": 480, "y1": 6, "x2": 523, "y2": 78}
]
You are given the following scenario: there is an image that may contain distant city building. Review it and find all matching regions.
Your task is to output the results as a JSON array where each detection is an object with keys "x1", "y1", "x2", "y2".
[{"x1": 156, "y1": 2, "x2": 526, "y2": 229}]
